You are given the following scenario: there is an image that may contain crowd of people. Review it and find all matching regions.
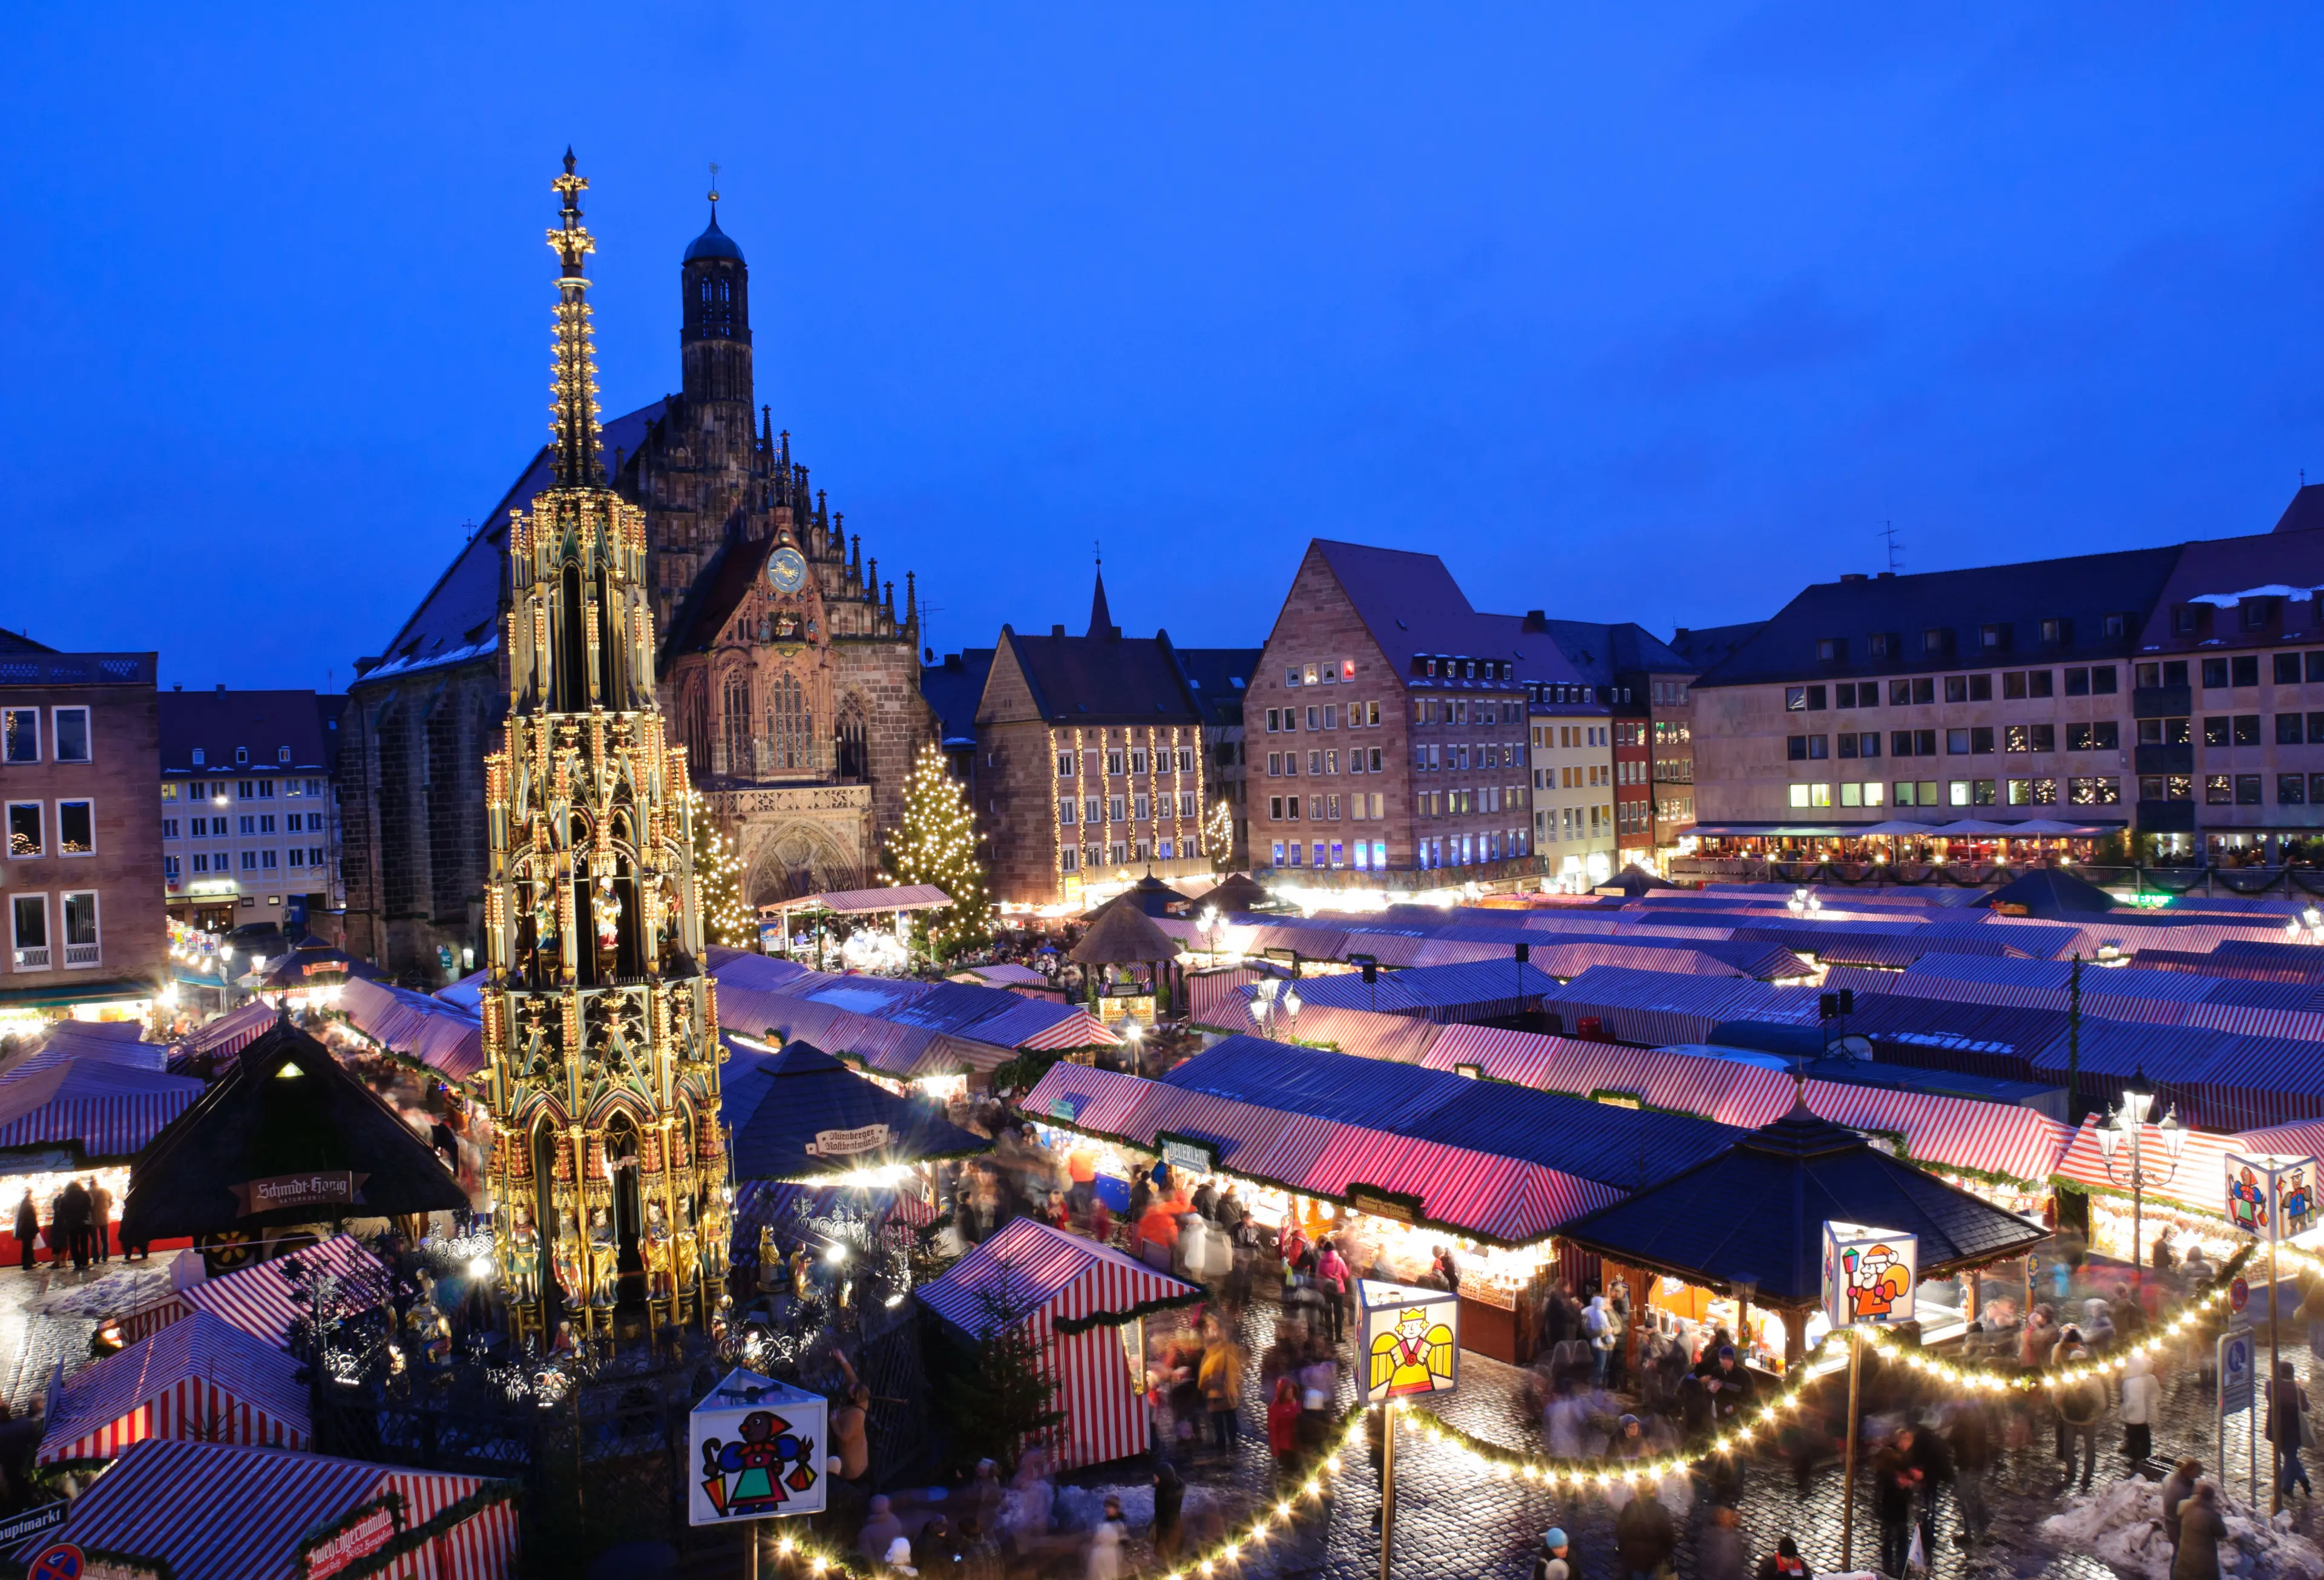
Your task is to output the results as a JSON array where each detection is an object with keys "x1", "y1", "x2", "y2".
[{"x1": 10, "y1": 1176, "x2": 132, "y2": 1272}]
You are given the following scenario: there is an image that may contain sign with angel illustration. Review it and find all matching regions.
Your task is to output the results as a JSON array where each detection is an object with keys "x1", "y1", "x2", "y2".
[{"x1": 1357, "y1": 1279, "x2": 1459, "y2": 1403}]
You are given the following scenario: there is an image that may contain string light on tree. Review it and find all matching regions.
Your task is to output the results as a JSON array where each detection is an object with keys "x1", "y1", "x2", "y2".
[
  {"x1": 881, "y1": 743, "x2": 994, "y2": 963},
  {"x1": 686, "y1": 788, "x2": 753, "y2": 948},
  {"x1": 1206, "y1": 795, "x2": 1234, "y2": 870}
]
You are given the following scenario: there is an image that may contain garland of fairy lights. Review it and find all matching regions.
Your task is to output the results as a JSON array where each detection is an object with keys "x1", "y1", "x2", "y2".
[{"x1": 752, "y1": 1262, "x2": 2247, "y2": 1578}]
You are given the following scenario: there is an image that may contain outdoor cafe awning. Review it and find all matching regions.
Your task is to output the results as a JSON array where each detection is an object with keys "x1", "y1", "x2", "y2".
[{"x1": 759, "y1": 883, "x2": 953, "y2": 918}]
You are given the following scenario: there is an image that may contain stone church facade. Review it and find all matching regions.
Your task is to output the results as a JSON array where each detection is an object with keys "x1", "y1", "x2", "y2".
[{"x1": 341, "y1": 198, "x2": 930, "y2": 976}]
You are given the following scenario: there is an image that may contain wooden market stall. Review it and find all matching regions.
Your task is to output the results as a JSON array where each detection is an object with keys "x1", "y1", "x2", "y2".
[
  {"x1": 1554, "y1": 1094, "x2": 2051, "y2": 1371},
  {"x1": 38, "y1": 1310, "x2": 310, "y2": 1469},
  {"x1": 916, "y1": 1217, "x2": 1199, "y2": 1470}
]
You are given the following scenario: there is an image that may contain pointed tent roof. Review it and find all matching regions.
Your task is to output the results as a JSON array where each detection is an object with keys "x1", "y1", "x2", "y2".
[
  {"x1": 1071, "y1": 900, "x2": 1181, "y2": 965},
  {"x1": 1607, "y1": 864, "x2": 1675, "y2": 896},
  {"x1": 1115, "y1": 871, "x2": 1192, "y2": 918},
  {"x1": 1981, "y1": 867, "x2": 2118, "y2": 918},
  {"x1": 1551, "y1": 1096, "x2": 2048, "y2": 1309},
  {"x1": 1089, "y1": 567, "x2": 1118, "y2": 639},
  {"x1": 120, "y1": 1015, "x2": 468, "y2": 1242},
  {"x1": 1198, "y1": 873, "x2": 1272, "y2": 914},
  {"x1": 722, "y1": 1040, "x2": 991, "y2": 1180}
]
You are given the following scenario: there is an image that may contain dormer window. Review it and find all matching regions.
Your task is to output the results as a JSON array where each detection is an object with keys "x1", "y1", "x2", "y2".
[
  {"x1": 2240, "y1": 599, "x2": 2274, "y2": 631},
  {"x1": 2174, "y1": 606, "x2": 2202, "y2": 636},
  {"x1": 1980, "y1": 622, "x2": 2009, "y2": 651},
  {"x1": 1817, "y1": 637, "x2": 1846, "y2": 663},
  {"x1": 235, "y1": 746, "x2": 249, "y2": 765},
  {"x1": 1922, "y1": 627, "x2": 1949, "y2": 656},
  {"x1": 1868, "y1": 633, "x2": 1892, "y2": 660},
  {"x1": 191, "y1": 748, "x2": 205, "y2": 766},
  {"x1": 2039, "y1": 617, "x2": 2069, "y2": 647},
  {"x1": 2104, "y1": 612, "x2": 2129, "y2": 638}
]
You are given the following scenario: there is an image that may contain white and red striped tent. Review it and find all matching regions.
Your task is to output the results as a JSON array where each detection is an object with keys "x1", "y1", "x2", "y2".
[
  {"x1": 917, "y1": 1217, "x2": 1196, "y2": 1470},
  {"x1": 0, "y1": 1052, "x2": 204, "y2": 1162},
  {"x1": 117, "y1": 1234, "x2": 390, "y2": 1349},
  {"x1": 14, "y1": 1437, "x2": 518, "y2": 1579},
  {"x1": 38, "y1": 1310, "x2": 309, "y2": 1466},
  {"x1": 179, "y1": 1001, "x2": 278, "y2": 1064}
]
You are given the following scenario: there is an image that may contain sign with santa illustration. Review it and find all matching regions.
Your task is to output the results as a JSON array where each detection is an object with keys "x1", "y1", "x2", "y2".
[
  {"x1": 688, "y1": 1368, "x2": 829, "y2": 1525},
  {"x1": 1820, "y1": 1223, "x2": 1919, "y2": 1330},
  {"x1": 1356, "y1": 1279, "x2": 1460, "y2": 1404},
  {"x1": 2226, "y1": 1152, "x2": 2320, "y2": 1244}
]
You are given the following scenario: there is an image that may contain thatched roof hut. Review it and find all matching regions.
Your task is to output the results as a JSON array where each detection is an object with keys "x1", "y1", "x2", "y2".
[{"x1": 1069, "y1": 901, "x2": 1180, "y2": 966}]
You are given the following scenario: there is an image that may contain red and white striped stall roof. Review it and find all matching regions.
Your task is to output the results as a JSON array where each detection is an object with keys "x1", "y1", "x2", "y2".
[
  {"x1": 1013, "y1": 1008, "x2": 1120, "y2": 1051},
  {"x1": 918, "y1": 1217, "x2": 1195, "y2": 1469},
  {"x1": 117, "y1": 1236, "x2": 390, "y2": 1350},
  {"x1": 39, "y1": 1311, "x2": 309, "y2": 1466},
  {"x1": 182, "y1": 1001, "x2": 276, "y2": 1059},
  {"x1": 15, "y1": 1437, "x2": 518, "y2": 1580},
  {"x1": 0, "y1": 1055, "x2": 204, "y2": 1161},
  {"x1": 2052, "y1": 1118, "x2": 2244, "y2": 1216}
]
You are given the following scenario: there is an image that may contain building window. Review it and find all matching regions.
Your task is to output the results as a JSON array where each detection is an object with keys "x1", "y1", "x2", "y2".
[
  {"x1": 1059, "y1": 798, "x2": 1075, "y2": 826},
  {"x1": 1130, "y1": 749, "x2": 1149, "y2": 774},
  {"x1": 2205, "y1": 774, "x2": 2233, "y2": 804},
  {"x1": 309, "y1": 847, "x2": 324, "y2": 866},
  {"x1": 2234, "y1": 715, "x2": 2262, "y2": 746},
  {"x1": 10, "y1": 895, "x2": 47, "y2": 969},
  {"x1": 1106, "y1": 750, "x2": 1125, "y2": 775},
  {"x1": 60, "y1": 890, "x2": 97, "y2": 967},
  {"x1": 7, "y1": 803, "x2": 39, "y2": 858},
  {"x1": 52, "y1": 708, "x2": 90, "y2": 765},
  {"x1": 57, "y1": 800, "x2": 92, "y2": 855},
  {"x1": 1060, "y1": 848, "x2": 1079, "y2": 873},
  {"x1": 2282, "y1": 774, "x2": 2308, "y2": 806},
  {"x1": 1949, "y1": 780, "x2": 1971, "y2": 806},
  {"x1": 1, "y1": 709, "x2": 36, "y2": 765},
  {"x1": 1083, "y1": 797, "x2": 1100, "y2": 824},
  {"x1": 2234, "y1": 774, "x2": 2263, "y2": 805}
]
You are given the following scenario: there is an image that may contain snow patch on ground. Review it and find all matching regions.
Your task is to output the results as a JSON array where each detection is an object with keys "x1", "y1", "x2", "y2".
[{"x1": 2041, "y1": 1478, "x2": 2324, "y2": 1580}]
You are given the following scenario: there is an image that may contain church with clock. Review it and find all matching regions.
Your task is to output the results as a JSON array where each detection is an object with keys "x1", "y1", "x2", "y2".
[{"x1": 339, "y1": 180, "x2": 932, "y2": 973}]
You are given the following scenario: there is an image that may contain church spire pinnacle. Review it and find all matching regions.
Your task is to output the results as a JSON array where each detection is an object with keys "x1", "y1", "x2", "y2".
[
  {"x1": 1088, "y1": 543, "x2": 1118, "y2": 639},
  {"x1": 546, "y1": 149, "x2": 604, "y2": 489}
]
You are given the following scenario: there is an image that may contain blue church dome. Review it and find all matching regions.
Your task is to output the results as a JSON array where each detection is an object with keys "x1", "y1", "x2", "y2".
[{"x1": 683, "y1": 210, "x2": 743, "y2": 264}]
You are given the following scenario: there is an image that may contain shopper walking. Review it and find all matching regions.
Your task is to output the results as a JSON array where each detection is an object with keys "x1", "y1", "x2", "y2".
[
  {"x1": 2268, "y1": 1361, "x2": 2313, "y2": 1498},
  {"x1": 2172, "y1": 1483, "x2": 2226, "y2": 1580},
  {"x1": 86, "y1": 1177, "x2": 110, "y2": 1263},
  {"x1": 2161, "y1": 1460, "x2": 2202, "y2": 1568},
  {"x1": 2055, "y1": 1350, "x2": 2107, "y2": 1493},
  {"x1": 1873, "y1": 1430, "x2": 1921, "y2": 1579},
  {"x1": 2121, "y1": 1352, "x2": 2161, "y2": 1466},
  {"x1": 11, "y1": 1191, "x2": 35, "y2": 1272}
]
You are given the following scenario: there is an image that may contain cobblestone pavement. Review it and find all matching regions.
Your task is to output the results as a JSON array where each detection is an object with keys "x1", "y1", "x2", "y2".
[
  {"x1": 0, "y1": 1259, "x2": 168, "y2": 1415},
  {"x1": 1094, "y1": 1299, "x2": 2324, "y2": 1580}
]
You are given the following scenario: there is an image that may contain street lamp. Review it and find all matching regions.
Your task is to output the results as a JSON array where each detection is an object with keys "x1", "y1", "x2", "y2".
[
  {"x1": 1281, "y1": 985, "x2": 1302, "y2": 1041},
  {"x1": 1123, "y1": 1019, "x2": 1144, "y2": 1076},
  {"x1": 2286, "y1": 906, "x2": 2324, "y2": 944},
  {"x1": 1787, "y1": 886, "x2": 1822, "y2": 918},
  {"x1": 2093, "y1": 1081, "x2": 2188, "y2": 1280}
]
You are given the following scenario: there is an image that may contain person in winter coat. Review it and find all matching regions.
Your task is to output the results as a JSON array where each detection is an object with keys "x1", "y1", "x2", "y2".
[
  {"x1": 1908, "y1": 1414, "x2": 1955, "y2": 1556},
  {"x1": 1151, "y1": 1463, "x2": 1186, "y2": 1562},
  {"x1": 1873, "y1": 1430, "x2": 1923, "y2": 1579},
  {"x1": 1267, "y1": 1377, "x2": 1302, "y2": 1471},
  {"x1": 2055, "y1": 1349, "x2": 2107, "y2": 1492},
  {"x1": 1698, "y1": 1504, "x2": 1748, "y2": 1580},
  {"x1": 1756, "y1": 1536, "x2": 1812, "y2": 1580},
  {"x1": 1531, "y1": 1528, "x2": 1573, "y2": 1580},
  {"x1": 1614, "y1": 1483, "x2": 1676, "y2": 1580},
  {"x1": 1585, "y1": 1295, "x2": 1617, "y2": 1387},
  {"x1": 2172, "y1": 1482, "x2": 2226, "y2": 1580},
  {"x1": 1199, "y1": 1332, "x2": 1244, "y2": 1451},
  {"x1": 2161, "y1": 1459, "x2": 2203, "y2": 1565},
  {"x1": 1314, "y1": 1240, "x2": 1350, "y2": 1343},
  {"x1": 1084, "y1": 1496, "x2": 1127, "y2": 1580},
  {"x1": 11, "y1": 1191, "x2": 35, "y2": 1271},
  {"x1": 856, "y1": 1495, "x2": 905, "y2": 1563},
  {"x1": 1949, "y1": 1401, "x2": 1994, "y2": 1546},
  {"x1": 2121, "y1": 1352, "x2": 2161, "y2": 1466},
  {"x1": 2269, "y1": 1360, "x2": 2313, "y2": 1498}
]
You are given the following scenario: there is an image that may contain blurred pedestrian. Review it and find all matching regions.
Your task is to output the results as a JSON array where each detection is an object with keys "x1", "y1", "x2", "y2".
[
  {"x1": 1873, "y1": 1429, "x2": 1921, "y2": 1579},
  {"x1": 12, "y1": 1191, "x2": 34, "y2": 1271},
  {"x1": 2056, "y1": 1350, "x2": 2106, "y2": 1493},
  {"x1": 1084, "y1": 1495, "x2": 1126, "y2": 1580},
  {"x1": 2161, "y1": 1459, "x2": 2202, "y2": 1567},
  {"x1": 1615, "y1": 1480, "x2": 1676, "y2": 1580},
  {"x1": 1268, "y1": 1376, "x2": 1302, "y2": 1472},
  {"x1": 2269, "y1": 1360, "x2": 2312, "y2": 1498},
  {"x1": 1152, "y1": 1463, "x2": 1185, "y2": 1563},
  {"x1": 1200, "y1": 1326, "x2": 1244, "y2": 1451},
  {"x1": 1948, "y1": 1401, "x2": 1993, "y2": 1547},
  {"x1": 1756, "y1": 1536, "x2": 1812, "y2": 1580},
  {"x1": 2121, "y1": 1352, "x2": 2161, "y2": 1466},
  {"x1": 1531, "y1": 1528, "x2": 1573, "y2": 1580},
  {"x1": 2173, "y1": 1483, "x2": 2225, "y2": 1580},
  {"x1": 1698, "y1": 1505, "x2": 1748, "y2": 1580}
]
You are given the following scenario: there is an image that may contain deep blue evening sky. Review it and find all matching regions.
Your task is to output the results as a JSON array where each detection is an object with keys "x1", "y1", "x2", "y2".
[{"x1": 8, "y1": 7, "x2": 2324, "y2": 690}]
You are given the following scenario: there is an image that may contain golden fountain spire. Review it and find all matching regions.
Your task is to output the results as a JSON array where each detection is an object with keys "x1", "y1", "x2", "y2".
[{"x1": 547, "y1": 148, "x2": 605, "y2": 490}]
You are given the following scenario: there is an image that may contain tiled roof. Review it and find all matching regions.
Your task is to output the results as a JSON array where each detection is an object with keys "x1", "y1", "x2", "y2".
[
  {"x1": 1174, "y1": 646, "x2": 1262, "y2": 728},
  {"x1": 1666, "y1": 620, "x2": 1767, "y2": 673},
  {"x1": 159, "y1": 689, "x2": 334, "y2": 775},
  {"x1": 2134, "y1": 523, "x2": 2324, "y2": 654},
  {"x1": 996, "y1": 627, "x2": 1201, "y2": 724},
  {"x1": 1690, "y1": 547, "x2": 2182, "y2": 688},
  {"x1": 921, "y1": 649, "x2": 995, "y2": 746},
  {"x1": 0, "y1": 630, "x2": 54, "y2": 656},
  {"x1": 354, "y1": 400, "x2": 665, "y2": 685},
  {"x1": 1308, "y1": 541, "x2": 1583, "y2": 690},
  {"x1": 1530, "y1": 620, "x2": 1691, "y2": 687}
]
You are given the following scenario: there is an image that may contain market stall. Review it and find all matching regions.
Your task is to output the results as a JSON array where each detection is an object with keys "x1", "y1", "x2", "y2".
[
  {"x1": 1069, "y1": 897, "x2": 1184, "y2": 1028},
  {"x1": 38, "y1": 1309, "x2": 310, "y2": 1467},
  {"x1": 114, "y1": 1233, "x2": 392, "y2": 1348},
  {"x1": 121, "y1": 1016, "x2": 467, "y2": 1275},
  {"x1": 11, "y1": 1436, "x2": 519, "y2": 1579},
  {"x1": 758, "y1": 881, "x2": 953, "y2": 969},
  {"x1": 1554, "y1": 1094, "x2": 2050, "y2": 1370},
  {"x1": 916, "y1": 1217, "x2": 1199, "y2": 1470},
  {"x1": 0, "y1": 1035, "x2": 205, "y2": 1264}
]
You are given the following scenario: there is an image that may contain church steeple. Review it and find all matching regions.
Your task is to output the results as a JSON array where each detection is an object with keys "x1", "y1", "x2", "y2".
[
  {"x1": 680, "y1": 168, "x2": 751, "y2": 407},
  {"x1": 547, "y1": 149, "x2": 603, "y2": 489},
  {"x1": 1088, "y1": 558, "x2": 1118, "y2": 639}
]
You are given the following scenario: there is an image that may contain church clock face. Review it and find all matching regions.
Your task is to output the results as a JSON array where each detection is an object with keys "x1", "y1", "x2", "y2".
[{"x1": 767, "y1": 547, "x2": 808, "y2": 594}]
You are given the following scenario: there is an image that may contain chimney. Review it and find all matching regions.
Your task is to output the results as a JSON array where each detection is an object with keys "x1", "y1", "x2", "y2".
[
  {"x1": 1051, "y1": 624, "x2": 1066, "y2": 638},
  {"x1": 215, "y1": 683, "x2": 225, "y2": 691},
  {"x1": 1840, "y1": 573, "x2": 1868, "y2": 584}
]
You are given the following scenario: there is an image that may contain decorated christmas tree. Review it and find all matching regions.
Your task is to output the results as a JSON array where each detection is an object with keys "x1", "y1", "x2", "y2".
[
  {"x1": 687, "y1": 788, "x2": 755, "y2": 949},
  {"x1": 882, "y1": 744, "x2": 994, "y2": 963}
]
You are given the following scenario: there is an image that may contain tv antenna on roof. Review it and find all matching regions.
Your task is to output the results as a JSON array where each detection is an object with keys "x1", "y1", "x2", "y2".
[{"x1": 1880, "y1": 521, "x2": 1904, "y2": 574}]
